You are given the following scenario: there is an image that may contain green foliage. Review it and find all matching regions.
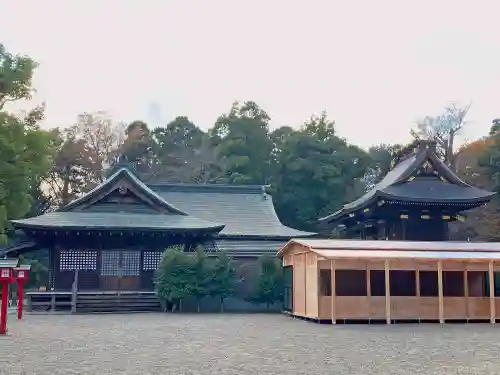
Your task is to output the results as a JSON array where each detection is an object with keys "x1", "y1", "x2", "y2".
[
  {"x1": 0, "y1": 44, "x2": 57, "y2": 242},
  {"x1": 0, "y1": 44, "x2": 37, "y2": 109},
  {"x1": 271, "y1": 112, "x2": 371, "y2": 230},
  {"x1": 154, "y1": 247, "x2": 238, "y2": 312},
  {"x1": 190, "y1": 249, "x2": 212, "y2": 312},
  {"x1": 249, "y1": 255, "x2": 283, "y2": 308},
  {"x1": 211, "y1": 101, "x2": 274, "y2": 185},
  {"x1": 210, "y1": 251, "x2": 238, "y2": 311},
  {"x1": 479, "y1": 120, "x2": 500, "y2": 194},
  {"x1": 154, "y1": 246, "x2": 195, "y2": 311}
]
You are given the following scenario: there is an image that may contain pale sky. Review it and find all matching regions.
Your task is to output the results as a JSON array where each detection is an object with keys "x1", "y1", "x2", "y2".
[{"x1": 1, "y1": 1, "x2": 499, "y2": 149}]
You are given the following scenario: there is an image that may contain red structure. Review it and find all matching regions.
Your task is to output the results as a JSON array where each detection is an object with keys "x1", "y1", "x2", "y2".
[
  {"x1": 0, "y1": 259, "x2": 19, "y2": 335},
  {"x1": 14, "y1": 265, "x2": 31, "y2": 320}
]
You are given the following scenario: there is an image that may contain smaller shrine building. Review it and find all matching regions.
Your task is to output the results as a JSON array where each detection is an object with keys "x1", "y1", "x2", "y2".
[{"x1": 279, "y1": 239, "x2": 500, "y2": 324}]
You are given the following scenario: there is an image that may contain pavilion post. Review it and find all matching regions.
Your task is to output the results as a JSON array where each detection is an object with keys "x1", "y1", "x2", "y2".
[
  {"x1": 489, "y1": 261, "x2": 495, "y2": 324},
  {"x1": 464, "y1": 269, "x2": 469, "y2": 320},
  {"x1": 438, "y1": 260, "x2": 444, "y2": 324},
  {"x1": 384, "y1": 259, "x2": 390, "y2": 324},
  {"x1": 330, "y1": 259, "x2": 336, "y2": 324}
]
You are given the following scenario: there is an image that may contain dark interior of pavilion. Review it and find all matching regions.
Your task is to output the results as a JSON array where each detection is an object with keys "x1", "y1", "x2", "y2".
[{"x1": 318, "y1": 269, "x2": 500, "y2": 297}]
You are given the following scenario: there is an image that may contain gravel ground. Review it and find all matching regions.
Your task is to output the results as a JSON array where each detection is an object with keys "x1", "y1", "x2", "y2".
[{"x1": 2, "y1": 314, "x2": 500, "y2": 375}]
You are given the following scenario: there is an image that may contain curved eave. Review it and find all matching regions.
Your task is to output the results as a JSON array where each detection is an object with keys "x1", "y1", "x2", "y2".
[
  {"x1": 318, "y1": 193, "x2": 379, "y2": 225},
  {"x1": 377, "y1": 190, "x2": 495, "y2": 205},
  {"x1": 12, "y1": 222, "x2": 225, "y2": 234}
]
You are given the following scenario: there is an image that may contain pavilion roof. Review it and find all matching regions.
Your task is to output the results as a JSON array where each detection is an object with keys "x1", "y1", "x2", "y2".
[
  {"x1": 319, "y1": 140, "x2": 495, "y2": 225},
  {"x1": 278, "y1": 238, "x2": 500, "y2": 261}
]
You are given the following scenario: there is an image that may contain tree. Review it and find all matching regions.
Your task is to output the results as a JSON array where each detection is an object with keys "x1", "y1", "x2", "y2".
[
  {"x1": 43, "y1": 127, "x2": 95, "y2": 207},
  {"x1": 0, "y1": 44, "x2": 37, "y2": 110},
  {"x1": 209, "y1": 251, "x2": 238, "y2": 312},
  {"x1": 211, "y1": 101, "x2": 274, "y2": 184},
  {"x1": 154, "y1": 246, "x2": 195, "y2": 312},
  {"x1": 73, "y1": 111, "x2": 126, "y2": 182},
  {"x1": 0, "y1": 45, "x2": 56, "y2": 242},
  {"x1": 412, "y1": 102, "x2": 471, "y2": 169},
  {"x1": 190, "y1": 249, "x2": 212, "y2": 313},
  {"x1": 150, "y1": 117, "x2": 220, "y2": 183},
  {"x1": 365, "y1": 143, "x2": 403, "y2": 189},
  {"x1": 271, "y1": 113, "x2": 370, "y2": 230},
  {"x1": 249, "y1": 255, "x2": 283, "y2": 308}
]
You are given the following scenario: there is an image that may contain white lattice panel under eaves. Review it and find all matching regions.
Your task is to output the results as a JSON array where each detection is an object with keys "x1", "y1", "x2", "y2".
[
  {"x1": 122, "y1": 251, "x2": 141, "y2": 276},
  {"x1": 59, "y1": 250, "x2": 97, "y2": 271},
  {"x1": 143, "y1": 251, "x2": 162, "y2": 271},
  {"x1": 101, "y1": 250, "x2": 120, "y2": 276}
]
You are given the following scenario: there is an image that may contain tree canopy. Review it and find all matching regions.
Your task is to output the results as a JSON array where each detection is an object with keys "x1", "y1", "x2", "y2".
[{"x1": 1, "y1": 43, "x2": 499, "y2": 244}]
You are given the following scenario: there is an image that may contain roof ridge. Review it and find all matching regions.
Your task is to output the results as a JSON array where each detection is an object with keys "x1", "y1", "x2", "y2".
[{"x1": 148, "y1": 183, "x2": 267, "y2": 194}]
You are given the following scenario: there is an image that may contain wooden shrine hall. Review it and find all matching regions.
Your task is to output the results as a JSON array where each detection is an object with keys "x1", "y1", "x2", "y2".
[
  {"x1": 279, "y1": 139, "x2": 500, "y2": 324},
  {"x1": 0, "y1": 165, "x2": 312, "y2": 313},
  {"x1": 279, "y1": 239, "x2": 500, "y2": 324}
]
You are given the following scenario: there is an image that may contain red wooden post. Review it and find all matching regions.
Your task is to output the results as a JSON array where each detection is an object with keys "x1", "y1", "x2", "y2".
[
  {"x1": 0, "y1": 281, "x2": 8, "y2": 334},
  {"x1": 17, "y1": 280, "x2": 24, "y2": 320},
  {"x1": 0, "y1": 259, "x2": 20, "y2": 335},
  {"x1": 14, "y1": 265, "x2": 31, "y2": 321}
]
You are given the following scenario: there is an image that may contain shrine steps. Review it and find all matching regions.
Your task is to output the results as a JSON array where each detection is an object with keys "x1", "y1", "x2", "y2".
[
  {"x1": 75, "y1": 292, "x2": 162, "y2": 313},
  {"x1": 26, "y1": 291, "x2": 162, "y2": 314}
]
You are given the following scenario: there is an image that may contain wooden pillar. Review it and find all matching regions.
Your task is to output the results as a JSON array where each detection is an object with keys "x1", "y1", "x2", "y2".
[
  {"x1": 438, "y1": 260, "x2": 444, "y2": 324},
  {"x1": 366, "y1": 265, "x2": 371, "y2": 320},
  {"x1": 292, "y1": 254, "x2": 295, "y2": 314},
  {"x1": 416, "y1": 268, "x2": 420, "y2": 297},
  {"x1": 489, "y1": 261, "x2": 495, "y2": 324},
  {"x1": 464, "y1": 268, "x2": 469, "y2": 320},
  {"x1": 330, "y1": 259, "x2": 336, "y2": 324},
  {"x1": 384, "y1": 259, "x2": 391, "y2": 324}
]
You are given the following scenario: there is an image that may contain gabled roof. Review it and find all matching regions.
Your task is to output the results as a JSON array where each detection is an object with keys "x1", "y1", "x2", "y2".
[
  {"x1": 319, "y1": 140, "x2": 495, "y2": 225},
  {"x1": 278, "y1": 238, "x2": 500, "y2": 261},
  {"x1": 61, "y1": 167, "x2": 187, "y2": 214},
  {"x1": 148, "y1": 183, "x2": 315, "y2": 238},
  {"x1": 11, "y1": 168, "x2": 225, "y2": 234}
]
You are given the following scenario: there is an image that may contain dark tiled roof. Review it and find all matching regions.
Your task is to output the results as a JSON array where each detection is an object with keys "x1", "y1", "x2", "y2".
[
  {"x1": 216, "y1": 239, "x2": 288, "y2": 257},
  {"x1": 148, "y1": 184, "x2": 314, "y2": 238},
  {"x1": 11, "y1": 212, "x2": 225, "y2": 233},
  {"x1": 61, "y1": 168, "x2": 187, "y2": 215},
  {"x1": 319, "y1": 141, "x2": 495, "y2": 224}
]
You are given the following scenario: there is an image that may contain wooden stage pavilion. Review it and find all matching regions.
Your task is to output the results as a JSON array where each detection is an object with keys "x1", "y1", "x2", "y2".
[{"x1": 278, "y1": 239, "x2": 500, "y2": 324}]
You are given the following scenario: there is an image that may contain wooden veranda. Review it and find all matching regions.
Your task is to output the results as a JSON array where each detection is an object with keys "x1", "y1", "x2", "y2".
[{"x1": 278, "y1": 239, "x2": 500, "y2": 324}]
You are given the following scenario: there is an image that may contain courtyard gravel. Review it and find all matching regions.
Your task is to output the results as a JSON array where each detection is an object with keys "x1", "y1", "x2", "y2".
[{"x1": 1, "y1": 313, "x2": 500, "y2": 374}]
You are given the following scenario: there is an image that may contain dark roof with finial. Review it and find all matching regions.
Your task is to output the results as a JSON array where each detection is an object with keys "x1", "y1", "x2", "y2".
[
  {"x1": 11, "y1": 166, "x2": 313, "y2": 238},
  {"x1": 319, "y1": 139, "x2": 495, "y2": 225}
]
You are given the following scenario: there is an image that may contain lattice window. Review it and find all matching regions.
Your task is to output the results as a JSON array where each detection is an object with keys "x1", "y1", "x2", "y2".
[
  {"x1": 121, "y1": 251, "x2": 141, "y2": 276},
  {"x1": 101, "y1": 250, "x2": 120, "y2": 276},
  {"x1": 59, "y1": 250, "x2": 97, "y2": 271},
  {"x1": 143, "y1": 251, "x2": 163, "y2": 271}
]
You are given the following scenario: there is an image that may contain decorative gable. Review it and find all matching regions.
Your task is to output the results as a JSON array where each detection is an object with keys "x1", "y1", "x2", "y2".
[{"x1": 60, "y1": 168, "x2": 187, "y2": 215}]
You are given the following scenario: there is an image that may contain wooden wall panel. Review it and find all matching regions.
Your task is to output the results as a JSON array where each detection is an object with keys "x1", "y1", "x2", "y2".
[
  {"x1": 418, "y1": 297, "x2": 440, "y2": 319},
  {"x1": 391, "y1": 297, "x2": 420, "y2": 319},
  {"x1": 335, "y1": 297, "x2": 369, "y2": 319},
  {"x1": 293, "y1": 253, "x2": 306, "y2": 316},
  {"x1": 318, "y1": 296, "x2": 331, "y2": 320},
  {"x1": 443, "y1": 297, "x2": 467, "y2": 319},
  {"x1": 467, "y1": 297, "x2": 490, "y2": 319},
  {"x1": 369, "y1": 296, "x2": 386, "y2": 319},
  {"x1": 305, "y1": 252, "x2": 318, "y2": 318}
]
